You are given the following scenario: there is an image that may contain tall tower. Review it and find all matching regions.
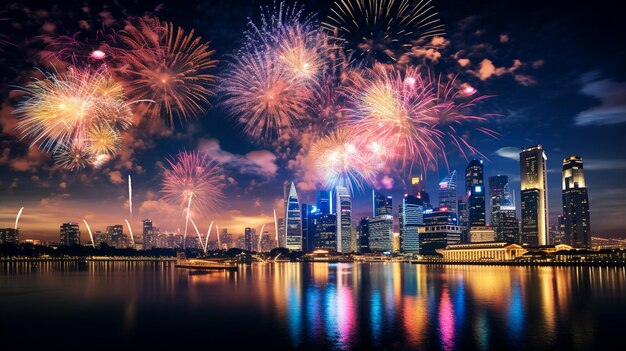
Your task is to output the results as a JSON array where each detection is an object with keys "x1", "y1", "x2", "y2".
[
  {"x1": 438, "y1": 171, "x2": 458, "y2": 223},
  {"x1": 562, "y1": 156, "x2": 591, "y2": 248},
  {"x1": 372, "y1": 190, "x2": 393, "y2": 217},
  {"x1": 60, "y1": 222, "x2": 81, "y2": 246},
  {"x1": 490, "y1": 176, "x2": 519, "y2": 243},
  {"x1": 400, "y1": 194, "x2": 424, "y2": 253},
  {"x1": 335, "y1": 186, "x2": 352, "y2": 253},
  {"x1": 284, "y1": 182, "x2": 302, "y2": 250},
  {"x1": 316, "y1": 190, "x2": 332, "y2": 214},
  {"x1": 489, "y1": 175, "x2": 509, "y2": 228},
  {"x1": 466, "y1": 159, "x2": 486, "y2": 226},
  {"x1": 411, "y1": 175, "x2": 431, "y2": 208},
  {"x1": 520, "y1": 145, "x2": 549, "y2": 246}
]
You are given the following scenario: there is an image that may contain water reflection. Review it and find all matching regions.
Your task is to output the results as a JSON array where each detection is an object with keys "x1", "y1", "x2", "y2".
[{"x1": 1, "y1": 262, "x2": 625, "y2": 349}]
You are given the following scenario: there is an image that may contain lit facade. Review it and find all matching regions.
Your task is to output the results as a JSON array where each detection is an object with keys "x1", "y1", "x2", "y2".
[
  {"x1": 60, "y1": 222, "x2": 81, "y2": 246},
  {"x1": 520, "y1": 145, "x2": 549, "y2": 246},
  {"x1": 0, "y1": 228, "x2": 19, "y2": 244},
  {"x1": 336, "y1": 186, "x2": 352, "y2": 253},
  {"x1": 562, "y1": 156, "x2": 591, "y2": 248},
  {"x1": 400, "y1": 194, "x2": 424, "y2": 253},
  {"x1": 284, "y1": 182, "x2": 302, "y2": 251},
  {"x1": 418, "y1": 224, "x2": 462, "y2": 256},
  {"x1": 313, "y1": 213, "x2": 336, "y2": 250},
  {"x1": 368, "y1": 216, "x2": 393, "y2": 252},
  {"x1": 489, "y1": 175, "x2": 519, "y2": 243},
  {"x1": 438, "y1": 171, "x2": 458, "y2": 223},
  {"x1": 469, "y1": 226, "x2": 496, "y2": 242},
  {"x1": 373, "y1": 190, "x2": 393, "y2": 217},
  {"x1": 466, "y1": 159, "x2": 486, "y2": 226},
  {"x1": 439, "y1": 242, "x2": 527, "y2": 261}
]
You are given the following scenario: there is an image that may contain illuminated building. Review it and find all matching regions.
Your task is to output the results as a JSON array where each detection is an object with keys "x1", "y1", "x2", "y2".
[
  {"x1": 373, "y1": 190, "x2": 393, "y2": 217},
  {"x1": 466, "y1": 159, "x2": 486, "y2": 226},
  {"x1": 554, "y1": 215, "x2": 567, "y2": 244},
  {"x1": 221, "y1": 229, "x2": 233, "y2": 249},
  {"x1": 245, "y1": 227, "x2": 253, "y2": 251},
  {"x1": 411, "y1": 175, "x2": 431, "y2": 208},
  {"x1": 423, "y1": 207, "x2": 456, "y2": 225},
  {"x1": 358, "y1": 217, "x2": 370, "y2": 253},
  {"x1": 400, "y1": 194, "x2": 424, "y2": 253},
  {"x1": 369, "y1": 216, "x2": 393, "y2": 252},
  {"x1": 520, "y1": 145, "x2": 549, "y2": 246},
  {"x1": 336, "y1": 186, "x2": 352, "y2": 253},
  {"x1": 489, "y1": 175, "x2": 519, "y2": 243},
  {"x1": 107, "y1": 224, "x2": 128, "y2": 248},
  {"x1": 562, "y1": 156, "x2": 591, "y2": 248},
  {"x1": 438, "y1": 171, "x2": 458, "y2": 223},
  {"x1": 0, "y1": 228, "x2": 19, "y2": 244},
  {"x1": 60, "y1": 222, "x2": 81, "y2": 246},
  {"x1": 143, "y1": 219, "x2": 160, "y2": 249},
  {"x1": 284, "y1": 182, "x2": 302, "y2": 251},
  {"x1": 418, "y1": 224, "x2": 462, "y2": 256},
  {"x1": 457, "y1": 198, "x2": 469, "y2": 242},
  {"x1": 301, "y1": 203, "x2": 317, "y2": 253},
  {"x1": 439, "y1": 242, "x2": 527, "y2": 261},
  {"x1": 316, "y1": 190, "x2": 332, "y2": 214},
  {"x1": 469, "y1": 226, "x2": 495, "y2": 242},
  {"x1": 313, "y1": 213, "x2": 336, "y2": 250}
]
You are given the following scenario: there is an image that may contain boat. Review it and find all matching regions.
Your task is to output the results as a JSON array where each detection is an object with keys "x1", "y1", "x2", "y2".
[{"x1": 175, "y1": 252, "x2": 238, "y2": 271}]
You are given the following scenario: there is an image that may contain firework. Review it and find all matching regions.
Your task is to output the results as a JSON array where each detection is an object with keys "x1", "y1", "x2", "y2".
[
  {"x1": 161, "y1": 151, "x2": 224, "y2": 217},
  {"x1": 128, "y1": 175, "x2": 133, "y2": 220},
  {"x1": 40, "y1": 26, "x2": 118, "y2": 66},
  {"x1": 273, "y1": 209, "x2": 279, "y2": 245},
  {"x1": 257, "y1": 223, "x2": 266, "y2": 251},
  {"x1": 83, "y1": 219, "x2": 95, "y2": 247},
  {"x1": 204, "y1": 221, "x2": 214, "y2": 253},
  {"x1": 221, "y1": 48, "x2": 312, "y2": 141},
  {"x1": 188, "y1": 217, "x2": 205, "y2": 253},
  {"x1": 87, "y1": 123, "x2": 122, "y2": 156},
  {"x1": 125, "y1": 219, "x2": 135, "y2": 245},
  {"x1": 309, "y1": 129, "x2": 381, "y2": 193},
  {"x1": 113, "y1": 17, "x2": 217, "y2": 125},
  {"x1": 53, "y1": 141, "x2": 92, "y2": 170},
  {"x1": 341, "y1": 65, "x2": 441, "y2": 168},
  {"x1": 13, "y1": 67, "x2": 133, "y2": 155},
  {"x1": 323, "y1": 0, "x2": 445, "y2": 64},
  {"x1": 15, "y1": 207, "x2": 24, "y2": 231}
]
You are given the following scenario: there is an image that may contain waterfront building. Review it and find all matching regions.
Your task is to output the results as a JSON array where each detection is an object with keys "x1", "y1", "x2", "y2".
[
  {"x1": 358, "y1": 217, "x2": 370, "y2": 253},
  {"x1": 373, "y1": 190, "x2": 393, "y2": 217},
  {"x1": 60, "y1": 222, "x2": 80, "y2": 246},
  {"x1": 439, "y1": 242, "x2": 527, "y2": 261},
  {"x1": 411, "y1": 175, "x2": 431, "y2": 208},
  {"x1": 469, "y1": 226, "x2": 496, "y2": 242},
  {"x1": 400, "y1": 194, "x2": 424, "y2": 253},
  {"x1": 336, "y1": 186, "x2": 352, "y2": 253},
  {"x1": 466, "y1": 159, "x2": 486, "y2": 226},
  {"x1": 317, "y1": 190, "x2": 332, "y2": 214},
  {"x1": 368, "y1": 216, "x2": 393, "y2": 252},
  {"x1": 0, "y1": 228, "x2": 19, "y2": 244},
  {"x1": 107, "y1": 224, "x2": 128, "y2": 249},
  {"x1": 418, "y1": 224, "x2": 462, "y2": 256},
  {"x1": 423, "y1": 207, "x2": 456, "y2": 225},
  {"x1": 244, "y1": 227, "x2": 253, "y2": 251},
  {"x1": 562, "y1": 156, "x2": 591, "y2": 248},
  {"x1": 284, "y1": 182, "x2": 302, "y2": 251},
  {"x1": 520, "y1": 145, "x2": 549, "y2": 246},
  {"x1": 489, "y1": 176, "x2": 519, "y2": 243},
  {"x1": 313, "y1": 213, "x2": 336, "y2": 251},
  {"x1": 438, "y1": 171, "x2": 458, "y2": 222},
  {"x1": 301, "y1": 203, "x2": 316, "y2": 253}
]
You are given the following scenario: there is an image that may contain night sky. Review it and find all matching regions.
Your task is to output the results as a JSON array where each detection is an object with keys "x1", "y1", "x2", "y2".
[{"x1": 1, "y1": 0, "x2": 624, "y2": 241}]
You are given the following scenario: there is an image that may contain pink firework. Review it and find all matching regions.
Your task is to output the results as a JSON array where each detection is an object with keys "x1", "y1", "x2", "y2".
[
  {"x1": 40, "y1": 26, "x2": 118, "y2": 66},
  {"x1": 161, "y1": 151, "x2": 224, "y2": 215},
  {"x1": 341, "y1": 65, "x2": 441, "y2": 169},
  {"x1": 113, "y1": 17, "x2": 217, "y2": 126}
]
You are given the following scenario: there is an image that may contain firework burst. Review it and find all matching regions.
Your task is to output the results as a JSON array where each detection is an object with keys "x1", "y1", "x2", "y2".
[
  {"x1": 161, "y1": 151, "x2": 224, "y2": 216},
  {"x1": 53, "y1": 140, "x2": 92, "y2": 171},
  {"x1": 13, "y1": 67, "x2": 133, "y2": 156},
  {"x1": 323, "y1": 0, "x2": 445, "y2": 64},
  {"x1": 113, "y1": 17, "x2": 217, "y2": 125},
  {"x1": 310, "y1": 129, "x2": 382, "y2": 193},
  {"x1": 342, "y1": 65, "x2": 441, "y2": 169},
  {"x1": 87, "y1": 123, "x2": 122, "y2": 156},
  {"x1": 40, "y1": 26, "x2": 118, "y2": 66}
]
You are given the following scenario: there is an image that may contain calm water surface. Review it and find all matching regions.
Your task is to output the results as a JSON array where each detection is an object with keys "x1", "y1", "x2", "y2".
[{"x1": 1, "y1": 262, "x2": 625, "y2": 350}]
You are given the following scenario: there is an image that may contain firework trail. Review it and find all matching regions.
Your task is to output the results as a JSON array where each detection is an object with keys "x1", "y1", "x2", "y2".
[
  {"x1": 113, "y1": 17, "x2": 217, "y2": 125},
  {"x1": 83, "y1": 219, "x2": 95, "y2": 247},
  {"x1": 40, "y1": 26, "x2": 118, "y2": 66},
  {"x1": 188, "y1": 217, "x2": 205, "y2": 254},
  {"x1": 15, "y1": 207, "x2": 24, "y2": 231},
  {"x1": 341, "y1": 65, "x2": 441, "y2": 170},
  {"x1": 124, "y1": 219, "x2": 135, "y2": 245},
  {"x1": 323, "y1": 0, "x2": 445, "y2": 64},
  {"x1": 257, "y1": 223, "x2": 266, "y2": 252},
  {"x1": 0, "y1": 11, "x2": 14, "y2": 50},
  {"x1": 216, "y1": 224, "x2": 221, "y2": 249},
  {"x1": 128, "y1": 174, "x2": 133, "y2": 219},
  {"x1": 183, "y1": 193, "x2": 193, "y2": 250},
  {"x1": 161, "y1": 151, "x2": 224, "y2": 216},
  {"x1": 204, "y1": 221, "x2": 214, "y2": 253}
]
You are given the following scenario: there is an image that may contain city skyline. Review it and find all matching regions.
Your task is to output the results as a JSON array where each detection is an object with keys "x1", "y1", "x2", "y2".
[{"x1": 1, "y1": 0, "x2": 625, "y2": 241}]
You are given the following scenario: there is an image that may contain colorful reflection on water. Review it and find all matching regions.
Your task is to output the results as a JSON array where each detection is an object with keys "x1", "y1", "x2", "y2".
[{"x1": 1, "y1": 262, "x2": 625, "y2": 349}]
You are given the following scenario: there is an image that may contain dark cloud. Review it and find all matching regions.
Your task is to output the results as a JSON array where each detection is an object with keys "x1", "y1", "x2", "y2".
[{"x1": 575, "y1": 77, "x2": 626, "y2": 126}]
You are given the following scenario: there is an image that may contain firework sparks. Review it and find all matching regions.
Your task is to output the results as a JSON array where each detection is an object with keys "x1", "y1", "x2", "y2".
[
  {"x1": 342, "y1": 65, "x2": 441, "y2": 169},
  {"x1": 188, "y1": 217, "x2": 205, "y2": 253},
  {"x1": 323, "y1": 0, "x2": 445, "y2": 64},
  {"x1": 310, "y1": 129, "x2": 381, "y2": 193},
  {"x1": 273, "y1": 209, "x2": 279, "y2": 245},
  {"x1": 40, "y1": 26, "x2": 118, "y2": 66},
  {"x1": 257, "y1": 223, "x2": 266, "y2": 251},
  {"x1": 128, "y1": 175, "x2": 133, "y2": 220},
  {"x1": 161, "y1": 150, "x2": 224, "y2": 218},
  {"x1": 204, "y1": 221, "x2": 214, "y2": 253},
  {"x1": 87, "y1": 123, "x2": 122, "y2": 156},
  {"x1": 53, "y1": 141, "x2": 92, "y2": 171},
  {"x1": 83, "y1": 219, "x2": 95, "y2": 247},
  {"x1": 125, "y1": 219, "x2": 135, "y2": 245},
  {"x1": 113, "y1": 17, "x2": 217, "y2": 125}
]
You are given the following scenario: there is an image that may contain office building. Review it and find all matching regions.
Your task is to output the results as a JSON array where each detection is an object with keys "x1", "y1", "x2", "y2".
[
  {"x1": 313, "y1": 213, "x2": 336, "y2": 250},
  {"x1": 489, "y1": 176, "x2": 519, "y2": 243},
  {"x1": 418, "y1": 224, "x2": 462, "y2": 256},
  {"x1": 317, "y1": 190, "x2": 332, "y2": 214},
  {"x1": 399, "y1": 194, "x2": 424, "y2": 253},
  {"x1": 438, "y1": 171, "x2": 458, "y2": 222},
  {"x1": 336, "y1": 186, "x2": 352, "y2": 253},
  {"x1": 469, "y1": 226, "x2": 496, "y2": 242},
  {"x1": 0, "y1": 228, "x2": 19, "y2": 244},
  {"x1": 60, "y1": 222, "x2": 81, "y2": 246},
  {"x1": 244, "y1": 227, "x2": 253, "y2": 251},
  {"x1": 284, "y1": 182, "x2": 302, "y2": 250},
  {"x1": 373, "y1": 190, "x2": 393, "y2": 217},
  {"x1": 520, "y1": 145, "x2": 549, "y2": 246},
  {"x1": 358, "y1": 217, "x2": 370, "y2": 253},
  {"x1": 301, "y1": 203, "x2": 316, "y2": 253},
  {"x1": 368, "y1": 216, "x2": 393, "y2": 252},
  {"x1": 562, "y1": 156, "x2": 591, "y2": 248},
  {"x1": 466, "y1": 159, "x2": 486, "y2": 226},
  {"x1": 411, "y1": 175, "x2": 431, "y2": 208}
]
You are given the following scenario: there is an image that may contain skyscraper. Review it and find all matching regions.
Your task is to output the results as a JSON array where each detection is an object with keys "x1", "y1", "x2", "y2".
[
  {"x1": 373, "y1": 190, "x2": 393, "y2": 217},
  {"x1": 60, "y1": 222, "x2": 81, "y2": 246},
  {"x1": 301, "y1": 203, "x2": 316, "y2": 253},
  {"x1": 0, "y1": 228, "x2": 19, "y2": 244},
  {"x1": 244, "y1": 227, "x2": 253, "y2": 251},
  {"x1": 284, "y1": 182, "x2": 302, "y2": 250},
  {"x1": 107, "y1": 224, "x2": 127, "y2": 248},
  {"x1": 411, "y1": 175, "x2": 431, "y2": 208},
  {"x1": 313, "y1": 213, "x2": 336, "y2": 250},
  {"x1": 400, "y1": 194, "x2": 424, "y2": 253},
  {"x1": 358, "y1": 217, "x2": 370, "y2": 253},
  {"x1": 466, "y1": 159, "x2": 486, "y2": 226},
  {"x1": 316, "y1": 190, "x2": 332, "y2": 214},
  {"x1": 562, "y1": 156, "x2": 591, "y2": 248},
  {"x1": 520, "y1": 145, "x2": 549, "y2": 246},
  {"x1": 368, "y1": 216, "x2": 393, "y2": 252},
  {"x1": 336, "y1": 186, "x2": 352, "y2": 253},
  {"x1": 143, "y1": 219, "x2": 157, "y2": 249},
  {"x1": 438, "y1": 171, "x2": 458, "y2": 223},
  {"x1": 489, "y1": 175, "x2": 519, "y2": 243}
]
